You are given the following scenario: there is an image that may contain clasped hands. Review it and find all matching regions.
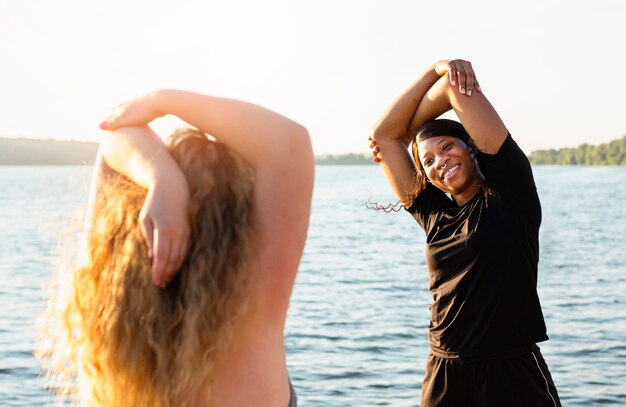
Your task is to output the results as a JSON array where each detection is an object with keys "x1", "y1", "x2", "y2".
[{"x1": 369, "y1": 59, "x2": 481, "y2": 163}]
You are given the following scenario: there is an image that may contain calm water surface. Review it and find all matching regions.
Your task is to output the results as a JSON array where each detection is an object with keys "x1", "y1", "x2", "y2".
[{"x1": 0, "y1": 165, "x2": 625, "y2": 406}]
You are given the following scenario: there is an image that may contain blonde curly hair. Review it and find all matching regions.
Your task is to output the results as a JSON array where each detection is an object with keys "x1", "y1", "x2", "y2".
[{"x1": 38, "y1": 128, "x2": 256, "y2": 406}]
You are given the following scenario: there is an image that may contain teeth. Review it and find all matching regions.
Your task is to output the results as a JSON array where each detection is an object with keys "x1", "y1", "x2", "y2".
[{"x1": 444, "y1": 164, "x2": 459, "y2": 177}]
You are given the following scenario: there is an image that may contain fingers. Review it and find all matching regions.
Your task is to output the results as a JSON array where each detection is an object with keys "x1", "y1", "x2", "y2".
[
  {"x1": 454, "y1": 63, "x2": 468, "y2": 96},
  {"x1": 449, "y1": 60, "x2": 480, "y2": 96},
  {"x1": 140, "y1": 216, "x2": 155, "y2": 259},
  {"x1": 446, "y1": 61, "x2": 465, "y2": 93},
  {"x1": 152, "y1": 227, "x2": 190, "y2": 288},
  {"x1": 463, "y1": 61, "x2": 475, "y2": 96},
  {"x1": 372, "y1": 145, "x2": 381, "y2": 162},
  {"x1": 368, "y1": 136, "x2": 382, "y2": 163},
  {"x1": 152, "y1": 230, "x2": 171, "y2": 288},
  {"x1": 99, "y1": 105, "x2": 124, "y2": 131},
  {"x1": 99, "y1": 116, "x2": 119, "y2": 131},
  {"x1": 171, "y1": 233, "x2": 190, "y2": 275}
]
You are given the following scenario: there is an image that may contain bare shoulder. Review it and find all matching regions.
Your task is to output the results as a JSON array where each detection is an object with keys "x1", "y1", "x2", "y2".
[{"x1": 251, "y1": 127, "x2": 314, "y2": 313}]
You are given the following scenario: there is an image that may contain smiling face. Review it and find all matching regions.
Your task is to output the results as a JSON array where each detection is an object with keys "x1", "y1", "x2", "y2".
[{"x1": 417, "y1": 135, "x2": 482, "y2": 202}]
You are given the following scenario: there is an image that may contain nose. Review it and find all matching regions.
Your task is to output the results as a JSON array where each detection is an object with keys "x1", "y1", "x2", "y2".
[{"x1": 436, "y1": 155, "x2": 449, "y2": 170}]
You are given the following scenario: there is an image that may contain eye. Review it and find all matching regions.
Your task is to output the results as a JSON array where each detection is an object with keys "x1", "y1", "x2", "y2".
[
  {"x1": 423, "y1": 158, "x2": 433, "y2": 166},
  {"x1": 442, "y1": 143, "x2": 451, "y2": 151}
]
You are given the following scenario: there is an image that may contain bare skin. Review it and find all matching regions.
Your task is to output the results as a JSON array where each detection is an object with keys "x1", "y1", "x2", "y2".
[
  {"x1": 92, "y1": 90, "x2": 314, "y2": 406},
  {"x1": 369, "y1": 59, "x2": 508, "y2": 206},
  {"x1": 417, "y1": 136, "x2": 482, "y2": 205}
]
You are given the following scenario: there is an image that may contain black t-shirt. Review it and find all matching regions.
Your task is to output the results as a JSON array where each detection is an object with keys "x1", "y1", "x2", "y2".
[{"x1": 407, "y1": 134, "x2": 548, "y2": 355}]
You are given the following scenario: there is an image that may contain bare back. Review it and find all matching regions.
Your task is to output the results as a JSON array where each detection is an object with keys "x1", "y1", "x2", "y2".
[{"x1": 206, "y1": 144, "x2": 314, "y2": 407}]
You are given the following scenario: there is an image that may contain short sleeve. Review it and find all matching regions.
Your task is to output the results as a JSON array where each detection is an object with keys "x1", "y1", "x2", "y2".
[
  {"x1": 477, "y1": 134, "x2": 541, "y2": 224},
  {"x1": 405, "y1": 182, "x2": 451, "y2": 232},
  {"x1": 478, "y1": 134, "x2": 537, "y2": 196}
]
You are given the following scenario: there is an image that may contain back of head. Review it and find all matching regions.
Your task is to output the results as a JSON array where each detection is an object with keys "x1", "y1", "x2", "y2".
[{"x1": 42, "y1": 128, "x2": 255, "y2": 406}]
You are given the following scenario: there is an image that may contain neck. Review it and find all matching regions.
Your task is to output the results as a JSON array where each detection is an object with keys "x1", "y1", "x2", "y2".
[{"x1": 452, "y1": 178, "x2": 483, "y2": 206}]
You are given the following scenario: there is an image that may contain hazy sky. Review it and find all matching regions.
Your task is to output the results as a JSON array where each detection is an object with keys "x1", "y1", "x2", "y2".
[{"x1": 1, "y1": 0, "x2": 624, "y2": 154}]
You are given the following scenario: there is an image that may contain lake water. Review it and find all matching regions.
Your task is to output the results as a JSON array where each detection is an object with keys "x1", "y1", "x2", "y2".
[{"x1": 0, "y1": 165, "x2": 625, "y2": 406}]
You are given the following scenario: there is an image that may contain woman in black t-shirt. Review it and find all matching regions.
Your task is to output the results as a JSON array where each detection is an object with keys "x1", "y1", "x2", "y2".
[{"x1": 369, "y1": 60, "x2": 561, "y2": 406}]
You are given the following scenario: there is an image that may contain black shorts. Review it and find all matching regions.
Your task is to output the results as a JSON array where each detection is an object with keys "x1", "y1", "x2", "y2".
[{"x1": 421, "y1": 344, "x2": 561, "y2": 407}]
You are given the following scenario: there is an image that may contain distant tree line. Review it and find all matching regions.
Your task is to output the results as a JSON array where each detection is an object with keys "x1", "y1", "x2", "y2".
[
  {"x1": 315, "y1": 153, "x2": 374, "y2": 165},
  {"x1": 0, "y1": 137, "x2": 98, "y2": 165},
  {"x1": 528, "y1": 135, "x2": 626, "y2": 165},
  {"x1": 5, "y1": 135, "x2": 625, "y2": 166}
]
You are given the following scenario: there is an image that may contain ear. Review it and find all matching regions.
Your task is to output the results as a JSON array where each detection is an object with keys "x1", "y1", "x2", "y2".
[
  {"x1": 469, "y1": 147, "x2": 485, "y2": 181},
  {"x1": 466, "y1": 138, "x2": 479, "y2": 156}
]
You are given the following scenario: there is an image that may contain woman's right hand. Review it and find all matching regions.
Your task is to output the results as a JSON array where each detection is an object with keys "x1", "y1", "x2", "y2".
[
  {"x1": 433, "y1": 59, "x2": 482, "y2": 96},
  {"x1": 99, "y1": 122, "x2": 190, "y2": 288},
  {"x1": 140, "y1": 179, "x2": 191, "y2": 288}
]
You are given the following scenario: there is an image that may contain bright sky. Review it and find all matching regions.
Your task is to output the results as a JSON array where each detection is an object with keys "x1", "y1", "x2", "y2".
[{"x1": 1, "y1": 0, "x2": 624, "y2": 155}]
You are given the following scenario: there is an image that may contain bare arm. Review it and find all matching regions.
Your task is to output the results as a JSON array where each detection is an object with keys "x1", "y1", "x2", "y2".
[
  {"x1": 370, "y1": 65, "x2": 442, "y2": 204},
  {"x1": 371, "y1": 60, "x2": 506, "y2": 204},
  {"x1": 97, "y1": 126, "x2": 191, "y2": 287},
  {"x1": 101, "y1": 91, "x2": 314, "y2": 308},
  {"x1": 409, "y1": 64, "x2": 508, "y2": 154},
  {"x1": 151, "y1": 91, "x2": 314, "y2": 308}
]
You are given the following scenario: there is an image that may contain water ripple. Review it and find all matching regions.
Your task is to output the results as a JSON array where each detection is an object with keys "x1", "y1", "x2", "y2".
[{"x1": 2, "y1": 166, "x2": 626, "y2": 405}]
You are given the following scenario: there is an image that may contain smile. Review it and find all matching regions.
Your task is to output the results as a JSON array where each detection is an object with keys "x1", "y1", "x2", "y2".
[{"x1": 443, "y1": 164, "x2": 460, "y2": 178}]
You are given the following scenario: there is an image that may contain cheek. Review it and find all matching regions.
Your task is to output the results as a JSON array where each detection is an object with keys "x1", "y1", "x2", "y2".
[{"x1": 424, "y1": 167, "x2": 437, "y2": 182}]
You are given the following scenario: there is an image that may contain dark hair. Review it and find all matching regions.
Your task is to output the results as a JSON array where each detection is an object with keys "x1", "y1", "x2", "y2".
[{"x1": 416, "y1": 118, "x2": 470, "y2": 144}]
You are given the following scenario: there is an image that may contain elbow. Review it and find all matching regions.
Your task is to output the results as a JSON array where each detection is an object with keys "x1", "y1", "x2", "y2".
[
  {"x1": 372, "y1": 123, "x2": 404, "y2": 143},
  {"x1": 289, "y1": 124, "x2": 314, "y2": 165},
  {"x1": 278, "y1": 121, "x2": 312, "y2": 156},
  {"x1": 292, "y1": 124, "x2": 312, "y2": 153},
  {"x1": 371, "y1": 124, "x2": 387, "y2": 142},
  {"x1": 98, "y1": 130, "x2": 118, "y2": 163},
  {"x1": 282, "y1": 124, "x2": 314, "y2": 179}
]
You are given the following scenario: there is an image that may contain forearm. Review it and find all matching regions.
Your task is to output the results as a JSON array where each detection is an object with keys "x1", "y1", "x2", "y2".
[
  {"x1": 408, "y1": 75, "x2": 454, "y2": 134},
  {"x1": 372, "y1": 64, "x2": 441, "y2": 144},
  {"x1": 411, "y1": 75, "x2": 508, "y2": 153},
  {"x1": 152, "y1": 89, "x2": 310, "y2": 170},
  {"x1": 99, "y1": 126, "x2": 186, "y2": 189}
]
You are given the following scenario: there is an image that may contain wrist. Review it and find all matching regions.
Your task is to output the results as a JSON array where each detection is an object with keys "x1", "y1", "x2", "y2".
[
  {"x1": 146, "y1": 153, "x2": 186, "y2": 189},
  {"x1": 150, "y1": 172, "x2": 190, "y2": 201}
]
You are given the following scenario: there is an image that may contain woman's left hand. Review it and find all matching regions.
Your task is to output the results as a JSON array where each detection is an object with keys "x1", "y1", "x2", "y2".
[
  {"x1": 434, "y1": 59, "x2": 482, "y2": 96},
  {"x1": 100, "y1": 91, "x2": 164, "y2": 130}
]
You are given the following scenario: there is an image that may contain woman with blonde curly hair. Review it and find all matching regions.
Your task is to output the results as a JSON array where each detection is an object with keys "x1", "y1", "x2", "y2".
[{"x1": 41, "y1": 90, "x2": 313, "y2": 407}]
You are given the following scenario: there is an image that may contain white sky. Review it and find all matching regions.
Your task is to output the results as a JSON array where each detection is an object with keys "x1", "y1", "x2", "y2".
[{"x1": 0, "y1": 0, "x2": 624, "y2": 154}]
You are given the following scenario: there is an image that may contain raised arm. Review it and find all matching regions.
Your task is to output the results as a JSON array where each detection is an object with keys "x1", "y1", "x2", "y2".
[
  {"x1": 408, "y1": 61, "x2": 508, "y2": 154},
  {"x1": 100, "y1": 90, "x2": 314, "y2": 306},
  {"x1": 370, "y1": 65, "x2": 442, "y2": 205},
  {"x1": 97, "y1": 126, "x2": 191, "y2": 288},
  {"x1": 371, "y1": 60, "x2": 506, "y2": 204}
]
